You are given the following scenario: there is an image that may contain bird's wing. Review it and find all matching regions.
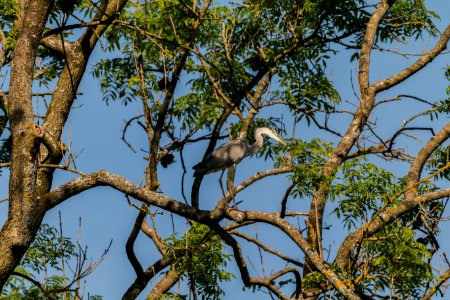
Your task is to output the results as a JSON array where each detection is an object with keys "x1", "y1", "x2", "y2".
[
  {"x1": 214, "y1": 140, "x2": 246, "y2": 158},
  {"x1": 193, "y1": 140, "x2": 247, "y2": 175}
]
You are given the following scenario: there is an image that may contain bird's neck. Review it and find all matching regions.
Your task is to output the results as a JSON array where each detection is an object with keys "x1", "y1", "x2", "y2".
[{"x1": 246, "y1": 138, "x2": 263, "y2": 156}]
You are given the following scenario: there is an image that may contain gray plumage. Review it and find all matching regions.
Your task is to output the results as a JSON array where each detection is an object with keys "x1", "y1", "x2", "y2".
[{"x1": 193, "y1": 127, "x2": 285, "y2": 177}]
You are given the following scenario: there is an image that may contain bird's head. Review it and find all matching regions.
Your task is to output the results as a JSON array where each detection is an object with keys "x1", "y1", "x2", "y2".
[{"x1": 256, "y1": 127, "x2": 286, "y2": 145}]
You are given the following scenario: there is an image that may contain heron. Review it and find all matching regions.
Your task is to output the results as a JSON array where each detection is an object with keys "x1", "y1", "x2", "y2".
[{"x1": 193, "y1": 127, "x2": 286, "y2": 177}]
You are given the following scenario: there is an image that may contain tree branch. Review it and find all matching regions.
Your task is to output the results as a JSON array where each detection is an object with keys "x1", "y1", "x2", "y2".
[
  {"x1": 230, "y1": 229, "x2": 304, "y2": 267},
  {"x1": 122, "y1": 258, "x2": 173, "y2": 300},
  {"x1": 207, "y1": 223, "x2": 294, "y2": 300},
  {"x1": 212, "y1": 166, "x2": 294, "y2": 217},
  {"x1": 305, "y1": 1, "x2": 396, "y2": 264},
  {"x1": 335, "y1": 188, "x2": 450, "y2": 272},
  {"x1": 373, "y1": 24, "x2": 450, "y2": 93},
  {"x1": 422, "y1": 269, "x2": 450, "y2": 300},
  {"x1": 226, "y1": 210, "x2": 362, "y2": 300},
  {"x1": 358, "y1": 0, "x2": 394, "y2": 94},
  {"x1": 42, "y1": 170, "x2": 215, "y2": 220},
  {"x1": 145, "y1": 266, "x2": 181, "y2": 300},
  {"x1": 406, "y1": 122, "x2": 450, "y2": 199},
  {"x1": 141, "y1": 221, "x2": 166, "y2": 255},
  {"x1": 125, "y1": 209, "x2": 146, "y2": 277}
]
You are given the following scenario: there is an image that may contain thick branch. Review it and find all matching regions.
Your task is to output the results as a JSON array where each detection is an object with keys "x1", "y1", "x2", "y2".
[
  {"x1": 42, "y1": 170, "x2": 215, "y2": 221},
  {"x1": 43, "y1": 0, "x2": 126, "y2": 139},
  {"x1": 125, "y1": 210, "x2": 146, "y2": 277},
  {"x1": 406, "y1": 122, "x2": 450, "y2": 199},
  {"x1": 0, "y1": 0, "x2": 54, "y2": 288},
  {"x1": 226, "y1": 210, "x2": 362, "y2": 300},
  {"x1": 34, "y1": 0, "x2": 131, "y2": 211},
  {"x1": 306, "y1": 0, "x2": 395, "y2": 264},
  {"x1": 373, "y1": 24, "x2": 450, "y2": 93},
  {"x1": 358, "y1": 0, "x2": 394, "y2": 94},
  {"x1": 145, "y1": 267, "x2": 181, "y2": 300},
  {"x1": 335, "y1": 188, "x2": 450, "y2": 271}
]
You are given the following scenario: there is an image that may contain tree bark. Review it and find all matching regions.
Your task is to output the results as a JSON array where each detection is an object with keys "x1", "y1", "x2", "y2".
[
  {"x1": 0, "y1": 0, "x2": 129, "y2": 289},
  {"x1": 0, "y1": 0, "x2": 55, "y2": 288},
  {"x1": 304, "y1": 0, "x2": 393, "y2": 275}
]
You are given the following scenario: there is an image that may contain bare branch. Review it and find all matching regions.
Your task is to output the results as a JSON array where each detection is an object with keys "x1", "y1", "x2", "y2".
[
  {"x1": 145, "y1": 266, "x2": 181, "y2": 300},
  {"x1": 406, "y1": 122, "x2": 450, "y2": 197},
  {"x1": 121, "y1": 115, "x2": 143, "y2": 153},
  {"x1": 358, "y1": 0, "x2": 393, "y2": 94},
  {"x1": 125, "y1": 209, "x2": 146, "y2": 277},
  {"x1": 38, "y1": 164, "x2": 85, "y2": 176},
  {"x1": 0, "y1": 162, "x2": 10, "y2": 168},
  {"x1": 208, "y1": 223, "x2": 295, "y2": 300},
  {"x1": 280, "y1": 179, "x2": 298, "y2": 219},
  {"x1": 141, "y1": 221, "x2": 166, "y2": 255},
  {"x1": 123, "y1": 258, "x2": 173, "y2": 300},
  {"x1": 0, "y1": 27, "x2": 7, "y2": 68},
  {"x1": 213, "y1": 166, "x2": 294, "y2": 217},
  {"x1": 373, "y1": 24, "x2": 450, "y2": 93},
  {"x1": 42, "y1": 170, "x2": 209, "y2": 219}
]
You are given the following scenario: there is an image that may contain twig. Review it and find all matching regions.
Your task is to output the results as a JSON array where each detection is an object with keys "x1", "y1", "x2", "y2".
[
  {"x1": 121, "y1": 115, "x2": 144, "y2": 153},
  {"x1": 230, "y1": 230, "x2": 303, "y2": 267},
  {"x1": 38, "y1": 163, "x2": 85, "y2": 176}
]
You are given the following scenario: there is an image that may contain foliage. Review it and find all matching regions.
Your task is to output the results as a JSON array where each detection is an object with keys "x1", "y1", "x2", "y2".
[
  {"x1": 426, "y1": 67, "x2": 450, "y2": 180},
  {"x1": 163, "y1": 223, "x2": 234, "y2": 300},
  {"x1": 0, "y1": 0, "x2": 448, "y2": 299},
  {"x1": 331, "y1": 159, "x2": 400, "y2": 230},
  {"x1": 0, "y1": 0, "x2": 18, "y2": 52},
  {"x1": 287, "y1": 138, "x2": 334, "y2": 198},
  {"x1": 357, "y1": 223, "x2": 433, "y2": 298},
  {"x1": 2, "y1": 224, "x2": 103, "y2": 300}
]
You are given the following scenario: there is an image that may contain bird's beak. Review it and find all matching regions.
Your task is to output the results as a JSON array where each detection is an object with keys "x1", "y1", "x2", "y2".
[{"x1": 274, "y1": 135, "x2": 286, "y2": 145}]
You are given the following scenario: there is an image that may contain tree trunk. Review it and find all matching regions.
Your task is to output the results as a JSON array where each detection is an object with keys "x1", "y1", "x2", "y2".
[{"x1": 0, "y1": 0, "x2": 54, "y2": 288}]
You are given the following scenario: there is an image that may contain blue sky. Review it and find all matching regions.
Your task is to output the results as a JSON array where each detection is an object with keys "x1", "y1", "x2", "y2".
[{"x1": 1, "y1": 1, "x2": 449, "y2": 299}]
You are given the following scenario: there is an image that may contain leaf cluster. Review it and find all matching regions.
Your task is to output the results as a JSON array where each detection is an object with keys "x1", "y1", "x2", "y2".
[
  {"x1": 163, "y1": 223, "x2": 234, "y2": 300},
  {"x1": 0, "y1": 0, "x2": 18, "y2": 57},
  {"x1": 2, "y1": 224, "x2": 103, "y2": 300},
  {"x1": 380, "y1": 0, "x2": 439, "y2": 42},
  {"x1": 331, "y1": 159, "x2": 399, "y2": 230},
  {"x1": 325, "y1": 158, "x2": 446, "y2": 298},
  {"x1": 358, "y1": 223, "x2": 433, "y2": 298},
  {"x1": 426, "y1": 145, "x2": 450, "y2": 181},
  {"x1": 287, "y1": 138, "x2": 334, "y2": 198}
]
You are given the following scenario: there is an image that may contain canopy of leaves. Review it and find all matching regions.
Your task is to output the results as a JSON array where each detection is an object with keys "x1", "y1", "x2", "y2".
[
  {"x1": 0, "y1": 0, "x2": 447, "y2": 299},
  {"x1": 163, "y1": 223, "x2": 234, "y2": 299}
]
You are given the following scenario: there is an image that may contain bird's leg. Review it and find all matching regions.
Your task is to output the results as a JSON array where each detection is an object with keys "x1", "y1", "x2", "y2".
[
  {"x1": 227, "y1": 165, "x2": 238, "y2": 209},
  {"x1": 218, "y1": 169, "x2": 227, "y2": 200},
  {"x1": 218, "y1": 169, "x2": 237, "y2": 208}
]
